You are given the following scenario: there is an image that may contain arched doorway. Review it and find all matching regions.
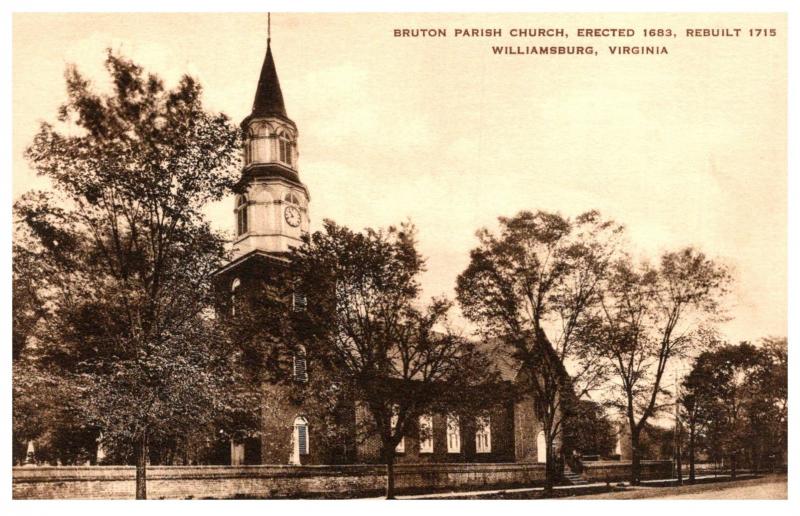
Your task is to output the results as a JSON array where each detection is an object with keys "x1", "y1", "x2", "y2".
[{"x1": 536, "y1": 430, "x2": 547, "y2": 463}]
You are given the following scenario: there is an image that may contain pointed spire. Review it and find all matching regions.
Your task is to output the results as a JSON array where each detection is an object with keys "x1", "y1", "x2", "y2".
[{"x1": 250, "y1": 18, "x2": 287, "y2": 119}]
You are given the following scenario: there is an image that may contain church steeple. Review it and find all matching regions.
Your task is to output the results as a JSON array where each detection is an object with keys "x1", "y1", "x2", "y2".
[
  {"x1": 240, "y1": 27, "x2": 300, "y2": 180},
  {"x1": 231, "y1": 17, "x2": 310, "y2": 260},
  {"x1": 250, "y1": 42, "x2": 288, "y2": 120}
]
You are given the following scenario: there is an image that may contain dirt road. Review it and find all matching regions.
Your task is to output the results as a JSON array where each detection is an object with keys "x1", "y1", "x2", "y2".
[{"x1": 572, "y1": 475, "x2": 787, "y2": 500}]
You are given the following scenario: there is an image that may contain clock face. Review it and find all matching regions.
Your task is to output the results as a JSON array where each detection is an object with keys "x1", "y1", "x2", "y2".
[{"x1": 284, "y1": 205, "x2": 301, "y2": 227}]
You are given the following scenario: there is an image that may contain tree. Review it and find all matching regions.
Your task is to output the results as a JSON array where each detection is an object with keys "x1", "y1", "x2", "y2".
[
  {"x1": 456, "y1": 210, "x2": 622, "y2": 491},
  {"x1": 758, "y1": 337, "x2": 787, "y2": 471},
  {"x1": 15, "y1": 51, "x2": 252, "y2": 498},
  {"x1": 562, "y1": 399, "x2": 616, "y2": 458},
  {"x1": 680, "y1": 368, "x2": 712, "y2": 483},
  {"x1": 684, "y1": 340, "x2": 786, "y2": 479},
  {"x1": 292, "y1": 220, "x2": 494, "y2": 499},
  {"x1": 594, "y1": 249, "x2": 730, "y2": 484}
]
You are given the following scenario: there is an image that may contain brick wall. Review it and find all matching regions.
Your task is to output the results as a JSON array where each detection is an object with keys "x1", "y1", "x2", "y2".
[
  {"x1": 13, "y1": 463, "x2": 548, "y2": 499},
  {"x1": 580, "y1": 460, "x2": 673, "y2": 482},
  {"x1": 13, "y1": 460, "x2": 677, "y2": 499},
  {"x1": 514, "y1": 395, "x2": 538, "y2": 461}
]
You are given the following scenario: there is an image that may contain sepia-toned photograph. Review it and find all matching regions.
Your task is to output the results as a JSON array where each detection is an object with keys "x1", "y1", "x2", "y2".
[{"x1": 8, "y1": 7, "x2": 789, "y2": 504}]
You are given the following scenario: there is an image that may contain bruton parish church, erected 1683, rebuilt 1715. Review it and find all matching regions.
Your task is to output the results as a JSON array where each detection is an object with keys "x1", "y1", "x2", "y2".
[{"x1": 211, "y1": 30, "x2": 557, "y2": 468}]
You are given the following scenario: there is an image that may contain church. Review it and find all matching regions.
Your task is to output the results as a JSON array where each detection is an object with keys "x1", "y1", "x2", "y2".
[{"x1": 212, "y1": 31, "x2": 557, "y2": 468}]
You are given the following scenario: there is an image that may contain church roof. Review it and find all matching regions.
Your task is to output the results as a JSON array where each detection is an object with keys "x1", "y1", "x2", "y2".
[
  {"x1": 472, "y1": 337, "x2": 520, "y2": 382},
  {"x1": 250, "y1": 42, "x2": 288, "y2": 119}
]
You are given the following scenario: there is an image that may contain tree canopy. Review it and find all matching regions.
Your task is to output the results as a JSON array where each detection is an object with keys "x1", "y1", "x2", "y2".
[
  {"x1": 456, "y1": 209, "x2": 623, "y2": 489},
  {"x1": 592, "y1": 248, "x2": 731, "y2": 484},
  {"x1": 292, "y1": 220, "x2": 495, "y2": 498},
  {"x1": 15, "y1": 51, "x2": 251, "y2": 498},
  {"x1": 681, "y1": 339, "x2": 787, "y2": 478}
]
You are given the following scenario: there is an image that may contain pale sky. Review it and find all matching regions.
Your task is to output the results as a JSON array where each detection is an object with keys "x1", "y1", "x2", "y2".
[{"x1": 13, "y1": 13, "x2": 787, "y2": 343}]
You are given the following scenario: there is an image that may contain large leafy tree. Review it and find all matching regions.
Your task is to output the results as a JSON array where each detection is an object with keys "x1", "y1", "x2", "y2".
[
  {"x1": 456, "y1": 210, "x2": 622, "y2": 491},
  {"x1": 683, "y1": 340, "x2": 786, "y2": 479},
  {"x1": 292, "y1": 220, "x2": 494, "y2": 499},
  {"x1": 15, "y1": 51, "x2": 253, "y2": 498},
  {"x1": 593, "y1": 249, "x2": 730, "y2": 484}
]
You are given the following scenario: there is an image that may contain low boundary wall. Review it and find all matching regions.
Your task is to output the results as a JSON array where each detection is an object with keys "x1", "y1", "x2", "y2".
[
  {"x1": 14, "y1": 460, "x2": 675, "y2": 499},
  {"x1": 13, "y1": 462, "x2": 548, "y2": 499},
  {"x1": 580, "y1": 460, "x2": 673, "y2": 483}
]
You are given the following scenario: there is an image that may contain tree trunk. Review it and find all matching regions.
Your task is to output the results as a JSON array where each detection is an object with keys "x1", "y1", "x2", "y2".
[
  {"x1": 544, "y1": 434, "x2": 555, "y2": 493},
  {"x1": 730, "y1": 454, "x2": 737, "y2": 480},
  {"x1": 688, "y1": 426, "x2": 696, "y2": 483},
  {"x1": 630, "y1": 428, "x2": 642, "y2": 486},
  {"x1": 135, "y1": 433, "x2": 148, "y2": 500},
  {"x1": 675, "y1": 425, "x2": 683, "y2": 485},
  {"x1": 385, "y1": 449, "x2": 396, "y2": 500}
]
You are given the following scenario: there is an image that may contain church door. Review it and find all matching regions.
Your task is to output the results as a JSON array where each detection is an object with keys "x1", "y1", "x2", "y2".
[{"x1": 536, "y1": 430, "x2": 547, "y2": 463}]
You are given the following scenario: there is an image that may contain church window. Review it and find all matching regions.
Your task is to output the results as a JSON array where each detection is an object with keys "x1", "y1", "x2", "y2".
[
  {"x1": 419, "y1": 414, "x2": 433, "y2": 453},
  {"x1": 278, "y1": 134, "x2": 293, "y2": 166},
  {"x1": 294, "y1": 416, "x2": 309, "y2": 456},
  {"x1": 447, "y1": 414, "x2": 461, "y2": 453},
  {"x1": 293, "y1": 345, "x2": 308, "y2": 383},
  {"x1": 284, "y1": 192, "x2": 300, "y2": 205},
  {"x1": 236, "y1": 195, "x2": 248, "y2": 235},
  {"x1": 475, "y1": 415, "x2": 491, "y2": 454}
]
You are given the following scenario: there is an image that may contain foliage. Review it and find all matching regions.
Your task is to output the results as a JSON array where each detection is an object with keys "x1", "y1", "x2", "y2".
[
  {"x1": 14, "y1": 51, "x2": 250, "y2": 497},
  {"x1": 682, "y1": 340, "x2": 787, "y2": 478},
  {"x1": 292, "y1": 220, "x2": 496, "y2": 498},
  {"x1": 592, "y1": 248, "x2": 731, "y2": 483},
  {"x1": 561, "y1": 399, "x2": 616, "y2": 458},
  {"x1": 456, "y1": 209, "x2": 623, "y2": 489}
]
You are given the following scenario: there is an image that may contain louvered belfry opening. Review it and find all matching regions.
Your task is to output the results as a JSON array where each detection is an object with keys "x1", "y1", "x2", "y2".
[
  {"x1": 292, "y1": 291, "x2": 307, "y2": 312},
  {"x1": 293, "y1": 346, "x2": 308, "y2": 383}
]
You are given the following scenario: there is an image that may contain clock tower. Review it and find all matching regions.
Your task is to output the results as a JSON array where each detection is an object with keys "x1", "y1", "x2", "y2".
[
  {"x1": 213, "y1": 31, "x2": 315, "y2": 466},
  {"x1": 231, "y1": 36, "x2": 310, "y2": 261}
]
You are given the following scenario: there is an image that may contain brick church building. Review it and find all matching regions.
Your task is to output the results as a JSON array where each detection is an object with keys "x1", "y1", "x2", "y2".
[{"x1": 213, "y1": 33, "x2": 556, "y2": 468}]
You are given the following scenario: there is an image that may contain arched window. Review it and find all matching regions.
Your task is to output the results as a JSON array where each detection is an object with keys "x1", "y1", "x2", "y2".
[
  {"x1": 284, "y1": 192, "x2": 300, "y2": 206},
  {"x1": 248, "y1": 122, "x2": 270, "y2": 164},
  {"x1": 293, "y1": 345, "x2": 308, "y2": 383},
  {"x1": 446, "y1": 414, "x2": 461, "y2": 453},
  {"x1": 418, "y1": 414, "x2": 433, "y2": 454},
  {"x1": 230, "y1": 278, "x2": 241, "y2": 316},
  {"x1": 475, "y1": 415, "x2": 491, "y2": 454},
  {"x1": 278, "y1": 133, "x2": 293, "y2": 166},
  {"x1": 236, "y1": 195, "x2": 248, "y2": 236},
  {"x1": 293, "y1": 416, "x2": 309, "y2": 458}
]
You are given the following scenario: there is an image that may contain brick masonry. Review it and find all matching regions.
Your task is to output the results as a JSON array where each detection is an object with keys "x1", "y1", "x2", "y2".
[
  {"x1": 12, "y1": 463, "x2": 547, "y2": 499},
  {"x1": 13, "y1": 461, "x2": 673, "y2": 499},
  {"x1": 580, "y1": 460, "x2": 674, "y2": 482}
]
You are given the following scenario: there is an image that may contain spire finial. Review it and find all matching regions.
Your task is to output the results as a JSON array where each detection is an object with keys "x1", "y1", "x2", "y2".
[{"x1": 268, "y1": 12, "x2": 271, "y2": 44}]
